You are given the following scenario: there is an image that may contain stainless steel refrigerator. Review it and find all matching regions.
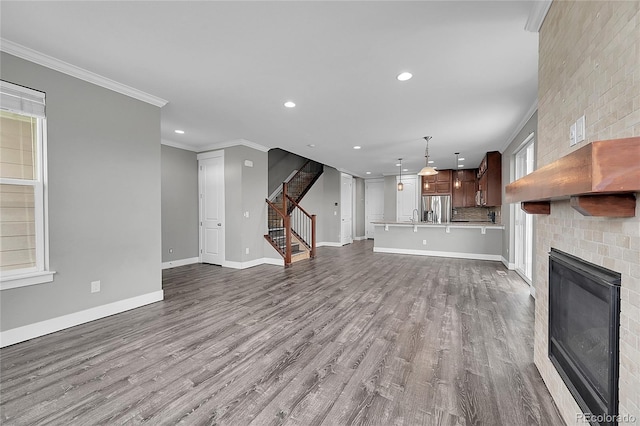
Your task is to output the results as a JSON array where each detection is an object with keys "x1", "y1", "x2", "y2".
[{"x1": 421, "y1": 195, "x2": 451, "y2": 223}]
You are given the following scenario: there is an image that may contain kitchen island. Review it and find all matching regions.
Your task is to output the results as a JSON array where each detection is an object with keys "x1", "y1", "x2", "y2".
[{"x1": 373, "y1": 221, "x2": 504, "y2": 261}]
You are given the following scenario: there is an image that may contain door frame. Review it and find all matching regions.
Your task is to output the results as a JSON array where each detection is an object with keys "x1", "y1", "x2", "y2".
[
  {"x1": 340, "y1": 173, "x2": 353, "y2": 245},
  {"x1": 511, "y1": 133, "x2": 535, "y2": 290},
  {"x1": 197, "y1": 150, "x2": 225, "y2": 265},
  {"x1": 365, "y1": 178, "x2": 384, "y2": 239}
]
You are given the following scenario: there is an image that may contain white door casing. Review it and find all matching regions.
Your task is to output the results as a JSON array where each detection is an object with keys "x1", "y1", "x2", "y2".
[
  {"x1": 396, "y1": 175, "x2": 418, "y2": 222},
  {"x1": 365, "y1": 179, "x2": 384, "y2": 238},
  {"x1": 198, "y1": 151, "x2": 225, "y2": 265},
  {"x1": 341, "y1": 173, "x2": 353, "y2": 245}
]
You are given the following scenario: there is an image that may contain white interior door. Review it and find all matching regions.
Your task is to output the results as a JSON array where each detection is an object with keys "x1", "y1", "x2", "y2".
[
  {"x1": 396, "y1": 175, "x2": 418, "y2": 222},
  {"x1": 199, "y1": 151, "x2": 225, "y2": 265},
  {"x1": 341, "y1": 173, "x2": 353, "y2": 245},
  {"x1": 365, "y1": 179, "x2": 384, "y2": 238}
]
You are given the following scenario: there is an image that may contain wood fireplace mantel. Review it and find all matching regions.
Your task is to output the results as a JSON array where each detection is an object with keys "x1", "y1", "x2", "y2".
[{"x1": 505, "y1": 137, "x2": 640, "y2": 217}]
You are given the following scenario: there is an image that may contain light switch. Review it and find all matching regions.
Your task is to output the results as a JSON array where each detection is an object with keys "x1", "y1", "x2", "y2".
[
  {"x1": 569, "y1": 122, "x2": 577, "y2": 146},
  {"x1": 576, "y1": 115, "x2": 585, "y2": 142}
]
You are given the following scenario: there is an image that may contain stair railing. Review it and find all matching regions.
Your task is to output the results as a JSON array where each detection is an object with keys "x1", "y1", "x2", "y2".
[
  {"x1": 284, "y1": 159, "x2": 323, "y2": 209},
  {"x1": 265, "y1": 160, "x2": 322, "y2": 266},
  {"x1": 285, "y1": 194, "x2": 316, "y2": 259},
  {"x1": 265, "y1": 198, "x2": 292, "y2": 266}
]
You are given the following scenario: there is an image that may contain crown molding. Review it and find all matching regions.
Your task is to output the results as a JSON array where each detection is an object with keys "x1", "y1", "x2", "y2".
[
  {"x1": 500, "y1": 99, "x2": 538, "y2": 153},
  {"x1": 1, "y1": 38, "x2": 168, "y2": 107},
  {"x1": 160, "y1": 139, "x2": 198, "y2": 152},
  {"x1": 198, "y1": 138, "x2": 270, "y2": 153},
  {"x1": 524, "y1": 1, "x2": 552, "y2": 33}
]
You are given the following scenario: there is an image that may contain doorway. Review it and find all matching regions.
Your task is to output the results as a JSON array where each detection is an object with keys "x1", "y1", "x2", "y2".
[
  {"x1": 198, "y1": 150, "x2": 225, "y2": 265},
  {"x1": 340, "y1": 173, "x2": 353, "y2": 245},
  {"x1": 365, "y1": 178, "x2": 384, "y2": 239}
]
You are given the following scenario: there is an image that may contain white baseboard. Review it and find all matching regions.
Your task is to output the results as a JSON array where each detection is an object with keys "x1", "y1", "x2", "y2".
[
  {"x1": 353, "y1": 236, "x2": 367, "y2": 241},
  {"x1": 262, "y1": 257, "x2": 285, "y2": 266},
  {"x1": 162, "y1": 257, "x2": 199, "y2": 269},
  {"x1": 0, "y1": 290, "x2": 164, "y2": 348},
  {"x1": 373, "y1": 247, "x2": 502, "y2": 262},
  {"x1": 224, "y1": 257, "x2": 284, "y2": 269},
  {"x1": 317, "y1": 241, "x2": 343, "y2": 247},
  {"x1": 501, "y1": 257, "x2": 516, "y2": 270}
]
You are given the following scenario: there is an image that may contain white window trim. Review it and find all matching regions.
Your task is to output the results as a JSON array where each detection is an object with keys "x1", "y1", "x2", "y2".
[{"x1": 0, "y1": 81, "x2": 55, "y2": 290}]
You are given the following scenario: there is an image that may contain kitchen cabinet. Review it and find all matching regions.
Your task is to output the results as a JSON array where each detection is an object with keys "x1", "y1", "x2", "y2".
[
  {"x1": 422, "y1": 169, "x2": 452, "y2": 195},
  {"x1": 477, "y1": 151, "x2": 502, "y2": 206},
  {"x1": 452, "y1": 169, "x2": 478, "y2": 208}
]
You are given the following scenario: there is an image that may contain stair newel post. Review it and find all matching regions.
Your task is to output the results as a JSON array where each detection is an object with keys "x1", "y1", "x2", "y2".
[
  {"x1": 284, "y1": 214, "x2": 292, "y2": 266},
  {"x1": 311, "y1": 214, "x2": 316, "y2": 258}
]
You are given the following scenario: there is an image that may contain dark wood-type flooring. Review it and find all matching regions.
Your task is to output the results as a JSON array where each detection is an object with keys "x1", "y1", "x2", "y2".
[{"x1": 1, "y1": 241, "x2": 563, "y2": 425}]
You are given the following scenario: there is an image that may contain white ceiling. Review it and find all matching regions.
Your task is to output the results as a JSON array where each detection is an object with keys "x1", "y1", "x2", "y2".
[{"x1": 1, "y1": 1, "x2": 539, "y2": 178}]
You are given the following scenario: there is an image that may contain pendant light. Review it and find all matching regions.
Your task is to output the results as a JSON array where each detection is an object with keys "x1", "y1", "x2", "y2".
[
  {"x1": 397, "y1": 158, "x2": 404, "y2": 191},
  {"x1": 454, "y1": 152, "x2": 461, "y2": 189},
  {"x1": 418, "y1": 136, "x2": 438, "y2": 176}
]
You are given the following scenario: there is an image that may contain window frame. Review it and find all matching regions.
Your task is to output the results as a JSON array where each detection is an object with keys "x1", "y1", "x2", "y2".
[{"x1": 0, "y1": 81, "x2": 54, "y2": 290}]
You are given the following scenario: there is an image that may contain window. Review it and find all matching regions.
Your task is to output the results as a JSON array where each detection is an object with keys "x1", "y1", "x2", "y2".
[
  {"x1": 0, "y1": 80, "x2": 54, "y2": 289},
  {"x1": 513, "y1": 134, "x2": 535, "y2": 284}
]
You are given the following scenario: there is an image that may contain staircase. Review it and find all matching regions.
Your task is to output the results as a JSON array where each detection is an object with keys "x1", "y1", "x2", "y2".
[{"x1": 265, "y1": 159, "x2": 323, "y2": 266}]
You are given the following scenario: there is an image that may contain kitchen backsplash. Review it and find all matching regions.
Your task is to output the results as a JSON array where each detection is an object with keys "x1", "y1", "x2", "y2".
[{"x1": 451, "y1": 206, "x2": 501, "y2": 223}]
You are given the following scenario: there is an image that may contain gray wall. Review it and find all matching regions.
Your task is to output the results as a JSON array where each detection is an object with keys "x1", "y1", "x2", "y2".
[
  {"x1": 161, "y1": 145, "x2": 198, "y2": 262},
  {"x1": 267, "y1": 148, "x2": 307, "y2": 196},
  {"x1": 354, "y1": 177, "x2": 365, "y2": 238},
  {"x1": 223, "y1": 145, "x2": 268, "y2": 263},
  {"x1": 322, "y1": 167, "x2": 342, "y2": 243},
  {"x1": 299, "y1": 165, "x2": 341, "y2": 244},
  {"x1": 383, "y1": 175, "x2": 398, "y2": 221},
  {"x1": 1, "y1": 53, "x2": 162, "y2": 331},
  {"x1": 501, "y1": 111, "x2": 538, "y2": 266}
]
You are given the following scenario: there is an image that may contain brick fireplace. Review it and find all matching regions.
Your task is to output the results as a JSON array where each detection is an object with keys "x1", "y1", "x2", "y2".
[{"x1": 533, "y1": 1, "x2": 640, "y2": 424}]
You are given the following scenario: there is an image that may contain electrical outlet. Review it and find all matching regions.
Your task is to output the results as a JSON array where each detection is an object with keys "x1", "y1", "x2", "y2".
[
  {"x1": 91, "y1": 280, "x2": 101, "y2": 293},
  {"x1": 570, "y1": 122, "x2": 577, "y2": 146},
  {"x1": 245, "y1": 248, "x2": 249, "y2": 254},
  {"x1": 422, "y1": 240, "x2": 427, "y2": 245},
  {"x1": 244, "y1": 211, "x2": 249, "y2": 218},
  {"x1": 168, "y1": 248, "x2": 173, "y2": 254}
]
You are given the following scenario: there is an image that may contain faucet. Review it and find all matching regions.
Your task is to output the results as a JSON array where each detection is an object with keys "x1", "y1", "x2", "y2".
[{"x1": 412, "y1": 209, "x2": 420, "y2": 223}]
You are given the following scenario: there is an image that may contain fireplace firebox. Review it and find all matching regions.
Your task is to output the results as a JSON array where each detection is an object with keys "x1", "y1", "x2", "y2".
[{"x1": 548, "y1": 249, "x2": 621, "y2": 425}]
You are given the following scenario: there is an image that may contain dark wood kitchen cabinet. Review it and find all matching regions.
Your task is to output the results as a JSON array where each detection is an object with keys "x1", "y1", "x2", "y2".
[
  {"x1": 422, "y1": 169, "x2": 452, "y2": 195},
  {"x1": 477, "y1": 151, "x2": 502, "y2": 206},
  {"x1": 452, "y1": 169, "x2": 478, "y2": 208}
]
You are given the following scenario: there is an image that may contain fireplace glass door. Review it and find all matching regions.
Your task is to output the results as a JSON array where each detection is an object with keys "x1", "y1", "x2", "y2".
[{"x1": 549, "y1": 249, "x2": 620, "y2": 424}]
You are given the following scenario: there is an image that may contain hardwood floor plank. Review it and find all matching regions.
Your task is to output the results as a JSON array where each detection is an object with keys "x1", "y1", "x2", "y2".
[{"x1": 0, "y1": 241, "x2": 563, "y2": 425}]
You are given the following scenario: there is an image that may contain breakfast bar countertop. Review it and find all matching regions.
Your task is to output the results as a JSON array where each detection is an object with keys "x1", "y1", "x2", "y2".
[{"x1": 372, "y1": 221, "x2": 505, "y2": 229}]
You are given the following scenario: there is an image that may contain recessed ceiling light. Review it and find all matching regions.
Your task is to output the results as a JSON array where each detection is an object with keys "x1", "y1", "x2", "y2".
[
  {"x1": 366, "y1": 171, "x2": 371, "y2": 175},
  {"x1": 458, "y1": 157, "x2": 465, "y2": 161},
  {"x1": 395, "y1": 163, "x2": 401, "y2": 167},
  {"x1": 174, "y1": 130, "x2": 185, "y2": 134},
  {"x1": 307, "y1": 144, "x2": 315, "y2": 148},
  {"x1": 403, "y1": 169, "x2": 408, "y2": 172},
  {"x1": 428, "y1": 160, "x2": 434, "y2": 164},
  {"x1": 284, "y1": 101, "x2": 296, "y2": 108},
  {"x1": 397, "y1": 72, "x2": 413, "y2": 81},
  {"x1": 458, "y1": 165, "x2": 464, "y2": 168},
  {"x1": 353, "y1": 146, "x2": 361, "y2": 150}
]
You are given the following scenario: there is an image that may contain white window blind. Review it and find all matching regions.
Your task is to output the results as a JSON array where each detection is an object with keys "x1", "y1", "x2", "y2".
[{"x1": 0, "y1": 80, "x2": 46, "y2": 118}]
